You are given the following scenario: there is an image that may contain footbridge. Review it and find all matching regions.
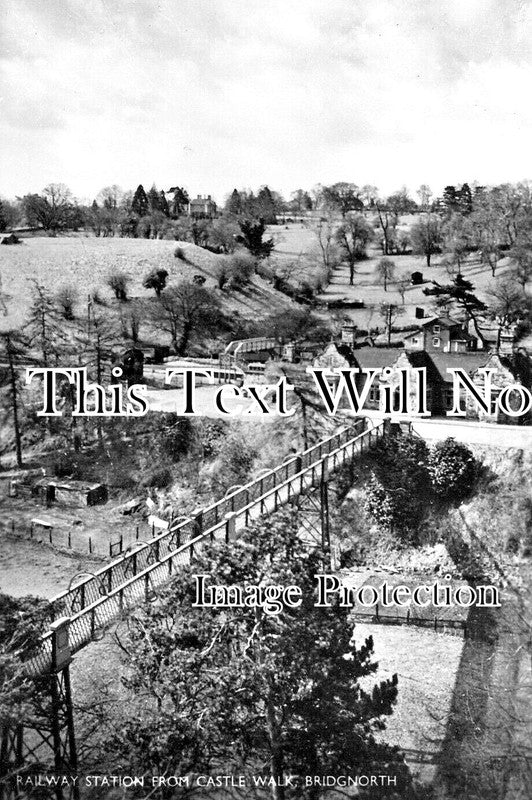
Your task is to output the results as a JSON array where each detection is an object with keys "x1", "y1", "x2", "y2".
[
  {"x1": 223, "y1": 336, "x2": 278, "y2": 357},
  {"x1": 0, "y1": 418, "x2": 385, "y2": 798}
]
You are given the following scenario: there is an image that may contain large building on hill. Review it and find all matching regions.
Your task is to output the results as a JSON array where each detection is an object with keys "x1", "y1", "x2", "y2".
[{"x1": 188, "y1": 195, "x2": 218, "y2": 219}]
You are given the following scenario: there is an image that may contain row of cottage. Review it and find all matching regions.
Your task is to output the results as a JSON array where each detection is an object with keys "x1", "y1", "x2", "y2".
[{"x1": 308, "y1": 317, "x2": 532, "y2": 424}]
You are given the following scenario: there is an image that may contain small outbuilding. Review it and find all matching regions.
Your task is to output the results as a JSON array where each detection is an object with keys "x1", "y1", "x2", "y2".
[
  {"x1": 53, "y1": 480, "x2": 108, "y2": 507},
  {"x1": 1, "y1": 233, "x2": 22, "y2": 245}
]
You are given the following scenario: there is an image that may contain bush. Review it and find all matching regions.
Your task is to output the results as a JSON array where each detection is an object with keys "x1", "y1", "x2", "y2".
[
  {"x1": 174, "y1": 246, "x2": 187, "y2": 261},
  {"x1": 141, "y1": 466, "x2": 173, "y2": 488},
  {"x1": 227, "y1": 253, "x2": 255, "y2": 289},
  {"x1": 56, "y1": 285, "x2": 78, "y2": 320},
  {"x1": 143, "y1": 269, "x2": 168, "y2": 297},
  {"x1": 363, "y1": 431, "x2": 432, "y2": 542},
  {"x1": 428, "y1": 438, "x2": 477, "y2": 500},
  {"x1": 107, "y1": 271, "x2": 130, "y2": 301}
]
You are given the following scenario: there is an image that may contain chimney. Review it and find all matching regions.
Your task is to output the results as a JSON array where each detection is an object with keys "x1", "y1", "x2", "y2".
[
  {"x1": 498, "y1": 325, "x2": 516, "y2": 355},
  {"x1": 341, "y1": 323, "x2": 357, "y2": 346}
]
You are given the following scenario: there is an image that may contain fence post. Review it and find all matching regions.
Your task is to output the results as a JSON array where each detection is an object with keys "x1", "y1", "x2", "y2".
[
  {"x1": 88, "y1": 537, "x2": 92, "y2": 554},
  {"x1": 192, "y1": 508, "x2": 203, "y2": 538},
  {"x1": 120, "y1": 534, "x2": 123, "y2": 554},
  {"x1": 68, "y1": 531, "x2": 71, "y2": 549},
  {"x1": 224, "y1": 512, "x2": 236, "y2": 543},
  {"x1": 136, "y1": 526, "x2": 139, "y2": 540}
]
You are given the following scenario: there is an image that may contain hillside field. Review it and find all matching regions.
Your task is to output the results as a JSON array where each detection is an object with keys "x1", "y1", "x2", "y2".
[
  {"x1": 0, "y1": 235, "x2": 296, "y2": 334},
  {"x1": 0, "y1": 224, "x2": 523, "y2": 343}
]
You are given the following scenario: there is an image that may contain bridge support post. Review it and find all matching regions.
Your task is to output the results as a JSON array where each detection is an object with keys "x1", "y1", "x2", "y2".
[
  {"x1": 0, "y1": 621, "x2": 79, "y2": 800},
  {"x1": 320, "y1": 460, "x2": 331, "y2": 564},
  {"x1": 48, "y1": 618, "x2": 78, "y2": 799}
]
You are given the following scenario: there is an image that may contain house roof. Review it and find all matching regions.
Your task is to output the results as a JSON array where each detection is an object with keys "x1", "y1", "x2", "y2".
[
  {"x1": 351, "y1": 347, "x2": 404, "y2": 369},
  {"x1": 189, "y1": 196, "x2": 216, "y2": 206},
  {"x1": 429, "y1": 352, "x2": 491, "y2": 382},
  {"x1": 419, "y1": 315, "x2": 461, "y2": 329}
]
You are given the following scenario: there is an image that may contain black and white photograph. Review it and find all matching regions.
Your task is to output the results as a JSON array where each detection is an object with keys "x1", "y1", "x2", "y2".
[{"x1": 0, "y1": 2, "x2": 531, "y2": 798}]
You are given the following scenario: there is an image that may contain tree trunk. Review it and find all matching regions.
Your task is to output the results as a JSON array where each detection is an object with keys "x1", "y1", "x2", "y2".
[
  {"x1": 7, "y1": 339, "x2": 22, "y2": 468},
  {"x1": 177, "y1": 320, "x2": 192, "y2": 356},
  {"x1": 426, "y1": 251, "x2": 431, "y2": 268},
  {"x1": 265, "y1": 695, "x2": 285, "y2": 800}
]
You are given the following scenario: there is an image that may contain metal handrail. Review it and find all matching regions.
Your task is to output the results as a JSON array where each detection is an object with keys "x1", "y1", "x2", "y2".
[
  {"x1": 27, "y1": 420, "x2": 384, "y2": 675},
  {"x1": 49, "y1": 421, "x2": 366, "y2": 617}
]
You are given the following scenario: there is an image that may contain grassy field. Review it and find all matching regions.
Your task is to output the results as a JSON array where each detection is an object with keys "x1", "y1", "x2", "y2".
[
  {"x1": 0, "y1": 224, "x2": 518, "y2": 339},
  {"x1": 0, "y1": 235, "x2": 296, "y2": 333},
  {"x1": 268, "y1": 219, "x2": 517, "y2": 334}
]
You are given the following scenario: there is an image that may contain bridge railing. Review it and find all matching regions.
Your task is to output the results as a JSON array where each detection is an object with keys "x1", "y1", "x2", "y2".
[
  {"x1": 49, "y1": 420, "x2": 367, "y2": 620},
  {"x1": 224, "y1": 337, "x2": 277, "y2": 355},
  {"x1": 30, "y1": 420, "x2": 384, "y2": 675}
]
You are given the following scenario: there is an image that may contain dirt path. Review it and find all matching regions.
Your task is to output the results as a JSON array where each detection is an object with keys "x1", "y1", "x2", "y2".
[{"x1": 0, "y1": 532, "x2": 105, "y2": 599}]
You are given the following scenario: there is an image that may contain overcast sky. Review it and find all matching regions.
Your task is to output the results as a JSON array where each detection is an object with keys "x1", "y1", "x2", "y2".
[{"x1": 1, "y1": 0, "x2": 532, "y2": 204}]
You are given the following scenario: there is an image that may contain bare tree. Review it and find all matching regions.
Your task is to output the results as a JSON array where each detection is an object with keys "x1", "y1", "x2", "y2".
[
  {"x1": 378, "y1": 302, "x2": 405, "y2": 345},
  {"x1": 376, "y1": 257, "x2": 396, "y2": 292},
  {"x1": 311, "y1": 213, "x2": 338, "y2": 273},
  {"x1": 396, "y1": 273, "x2": 411, "y2": 305},
  {"x1": 0, "y1": 330, "x2": 25, "y2": 467},
  {"x1": 154, "y1": 281, "x2": 221, "y2": 355},
  {"x1": 21, "y1": 183, "x2": 74, "y2": 235},
  {"x1": 335, "y1": 215, "x2": 374, "y2": 285}
]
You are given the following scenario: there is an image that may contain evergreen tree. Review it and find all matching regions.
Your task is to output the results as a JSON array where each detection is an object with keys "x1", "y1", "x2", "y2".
[
  {"x1": 109, "y1": 509, "x2": 409, "y2": 799},
  {"x1": 442, "y1": 185, "x2": 459, "y2": 213},
  {"x1": 131, "y1": 184, "x2": 149, "y2": 217},
  {"x1": 26, "y1": 282, "x2": 68, "y2": 367},
  {"x1": 0, "y1": 200, "x2": 7, "y2": 232},
  {"x1": 236, "y1": 218, "x2": 274, "y2": 259},
  {"x1": 168, "y1": 186, "x2": 189, "y2": 217},
  {"x1": 257, "y1": 185, "x2": 277, "y2": 224},
  {"x1": 0, "y1": 330, "x2": 26, "y2": 467},
  {"x1": 423, "y1": 274, "x2": 487, "y2": 343},
  {"x1": 158, "y1": 190, "x2": 170, "y2": 217},
  {"x1": 147, "y1": 184, "x2": 161, "y2": 214},
  {"x1": 458, "y1": 183, "x2": 473, "y2": 215},
  {"x1": 225, "y1": 188, "x2": 243, "y2": 216}
]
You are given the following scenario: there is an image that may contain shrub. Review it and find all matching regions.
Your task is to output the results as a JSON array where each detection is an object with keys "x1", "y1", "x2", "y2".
[
  {"x1": 90, "y1": 289, "x2": 107, "y2": 306},
  {"x1": 227, "y1": 253, "x2": 255, "y2": 289},
  {"x1": 428, "y1": 438, "x2": 477, "y2": 500},
  {"x1": 143, "y1": 268, "x2": 168, "y2": 297},
  {"x1": 56, "y1": 285, "x2": 78, "y2": 320},
  {"x1": 363, "y1": 431, "x2": 432, "y2": 542},
  {"x1": 174, "y1": 246, "x2": 187, "y2": 261},
  {"x1": 142, "y1": 466, "x2": 173, "y2": 488},
  {"x1": 107, "y1": 271, "x2": 130, "y2": 301},
  {"x1": 363, "y1": 474, "x2": 398, "y2": 533}
]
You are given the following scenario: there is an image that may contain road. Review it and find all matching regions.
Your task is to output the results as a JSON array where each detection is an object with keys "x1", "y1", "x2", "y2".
[{"x1": 360, "y1": 411, "x2": 532, "y2": 447}]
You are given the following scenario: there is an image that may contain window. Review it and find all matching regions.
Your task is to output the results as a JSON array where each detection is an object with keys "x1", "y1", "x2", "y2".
[
  {"x1": 433, "y1": 325, "x2": 440, "y2": 333},
  {"x1": 432, "y1": 337, "x2": 441, "y2": 347},
  {"x1": 412, "y1": 337, "x2": 420, "y2": 345}
]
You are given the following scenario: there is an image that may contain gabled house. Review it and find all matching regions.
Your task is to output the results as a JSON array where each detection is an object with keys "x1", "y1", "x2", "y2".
[
  {"x1": 404, "y1": 316, "x2": 478, "y2": 354},
  {"x1": 309, "y1": 329, "x2": 532, "y2": 423}
]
